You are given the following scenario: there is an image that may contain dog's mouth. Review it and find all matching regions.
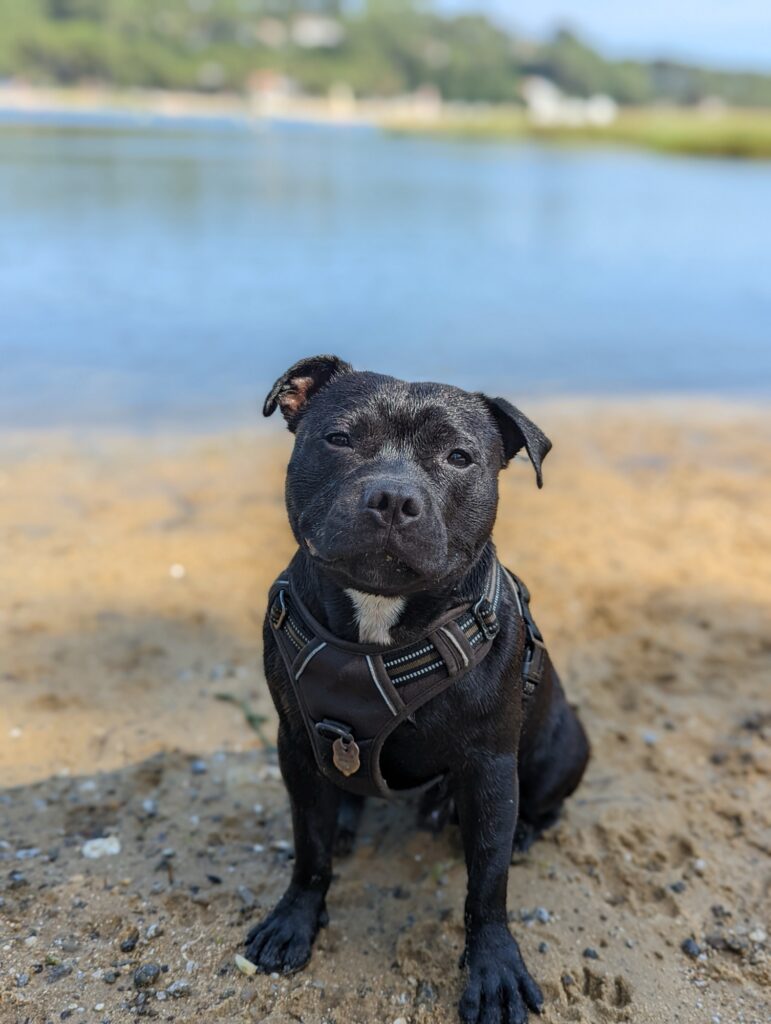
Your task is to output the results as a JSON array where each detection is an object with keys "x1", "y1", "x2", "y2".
[{"x1": 305, "y1": 537, "x2": 429, "y2": 595}]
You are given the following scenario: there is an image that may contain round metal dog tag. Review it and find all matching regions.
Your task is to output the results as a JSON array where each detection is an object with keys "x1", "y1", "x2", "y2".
[{"x1": 332, "y1": 736, "x2": 361, "y2": 776}]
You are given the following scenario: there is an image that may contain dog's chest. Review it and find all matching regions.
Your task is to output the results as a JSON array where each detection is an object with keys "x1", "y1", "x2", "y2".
[{"x1": 345, "y1": 589, "x2": 405, "y2": 645}]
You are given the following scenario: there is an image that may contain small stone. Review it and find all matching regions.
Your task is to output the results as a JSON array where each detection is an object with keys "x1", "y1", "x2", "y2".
[
  {"x1": 642, "y1": 730, "x2": 658, "y2": 746},
  {"x1": 681, "y1": 937, "x2": 701, "y2": 959},
  {"x1": 705, "y1": 932, "x2": 727, "y2": 951},
  {"x1": 141, "y1": 798, "x2": 158, "y2": 817},
  {"x1": 48, "y1": 964, "x2": 73, "y2": 983},
  {"x1": 538, "y1": 942, "x2": 548, "y2": 954},
  {"x1": 169, "y1": 563, "x2": 186, "y2": 579},
  {"x1": 270, "y1": 840, "x2": 292, "y2": 854},
  {"x1": 415, "y1": 980, "x2": 436, "y2": 1006},
  {"x1": 669, "y1": 881, "x2": 686, "y2": 894},
  {"x1": 166, "y1": 979, "x2": 191, "y2": 998},
  {"x1": 725, "y1": 934, "x2": 749, "y2": 954},
  {"x1": 692, "y1": 858, "x2": 707, "y2": 876},
  {"x1": 741, "y1": 711, "x2": 769, "y2": 731},
  {"x1": 535, "y1": 907, "x2": 551, "y2": 923},
  {"x1": 583, "y1": 947, "x2": 599, "y2": 960},
  {"x1": 625, "y1": 938, "x2": 635, "y2": 949},
  {"x1": 393, "y1": 1018, "x2": 408, "y2": 1024},
  {"x1": 16, "y1": 973, "x2": 30, "y2": 988},
  {"x1": 749, "y1": 928, "x2": 767, "y2": 944},
  {"x1": 191, "y1": 759, "x2": 207, "y2": 775},
  {"x1": 134, "y1": 963, "x2": 161, "y2": 989},
  {"x1": 8, "y1": 870, "x2": 28, "y2": 889},
  {"x1": 146, "y1": 922, "x2": 163, "y2": 940},
  {"x1": 103, "y1": 970, "x2": 119, "y2": 984},
  {"x1": 237, "y1": 886, "x2": 257, "y2": 909},
  {"x1": 235, "y1": 953, "x2": 257, "y2": 977},
  {"x1": 82, "y1": 836, "x2": 121, "y2": 859},
  {"x1": 120, "y1": 927, "x2": 139, "y2": 953},
  {"x1": 16, "y1": 847, "x2": 41, "y2": 860}
]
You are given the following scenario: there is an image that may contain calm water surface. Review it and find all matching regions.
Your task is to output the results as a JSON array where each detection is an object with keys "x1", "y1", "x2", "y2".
[{"x1": 1, "y1": 113, "x2": 769, "y2": 428}]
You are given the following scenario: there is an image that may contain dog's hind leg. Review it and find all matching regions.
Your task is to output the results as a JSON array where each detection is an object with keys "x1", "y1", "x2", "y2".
[
  {"x1": 514, "y1": 675, "x2": 590, "y2": 856},
  {"x1": 511, "y1": 807, "x2": 562, "y2": 855},
  {"x1": 416, "y1": 775, "x2": 457, "y2": 833},
  {"x1": 334, "y1": 793, "x2": 364, "y2": 857}
]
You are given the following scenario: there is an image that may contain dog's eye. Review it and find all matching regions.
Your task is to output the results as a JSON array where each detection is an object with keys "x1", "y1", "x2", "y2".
[
  {"x1": 325, "y1": 432, "x2": 351, "y2": 448},
  {"x1": 447, "y1": 449, "x2": 472, "y2": 468}
]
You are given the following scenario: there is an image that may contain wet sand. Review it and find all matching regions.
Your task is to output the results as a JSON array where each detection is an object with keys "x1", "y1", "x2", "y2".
[{"x1": 1, "y1": 401, "x2": 770, "y2": 1023}]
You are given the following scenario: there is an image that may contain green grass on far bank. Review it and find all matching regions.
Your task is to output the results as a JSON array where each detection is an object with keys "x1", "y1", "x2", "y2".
[{"x1": 387, "y1": 107, "x2": 771, "y2": 159}]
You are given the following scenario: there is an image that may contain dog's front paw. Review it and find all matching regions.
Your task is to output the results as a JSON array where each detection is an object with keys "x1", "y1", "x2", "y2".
[
  {"x1": 244, "y1": 894, "x2": 327, "y2": 975},
  {"x1": 459, "y1": 928, "x2": 543, "y2": 1024}
]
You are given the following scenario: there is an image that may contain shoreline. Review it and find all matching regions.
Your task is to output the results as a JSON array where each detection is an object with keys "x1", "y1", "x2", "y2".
[
  {"x1": 1, "y1": 394, "x2": 769, "y2": 452},
  {"x1": 2, "y1": 83, "x2": 771, "y2": 157}
]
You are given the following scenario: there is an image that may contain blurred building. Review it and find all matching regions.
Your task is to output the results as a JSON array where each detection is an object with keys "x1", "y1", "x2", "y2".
[{"x1": 522, "y1": 76, "x2": 618, "y2": 127}]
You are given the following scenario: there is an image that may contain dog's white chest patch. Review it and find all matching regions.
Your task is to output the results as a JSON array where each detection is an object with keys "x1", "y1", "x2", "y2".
[{"x1": 345, "y1": 590, "x2": 405, "y2": 646}]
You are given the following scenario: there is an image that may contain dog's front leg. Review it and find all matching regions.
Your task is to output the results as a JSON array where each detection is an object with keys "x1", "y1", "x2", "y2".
[
  {"x1": 455, "y1": 753, "x2": 543, "y2": 1024},
  {"x1": 244, "y1": 722, "x2": 340, "y2": 974}
]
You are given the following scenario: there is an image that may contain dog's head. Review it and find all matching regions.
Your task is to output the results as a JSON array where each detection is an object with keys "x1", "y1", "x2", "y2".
[{"x1": 264, "y1": 355, "x2": 551, "y2": 596}]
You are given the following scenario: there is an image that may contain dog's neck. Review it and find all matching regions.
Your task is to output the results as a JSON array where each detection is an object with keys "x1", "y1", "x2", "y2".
[{"x1": 287, "y1": 543, "x2": 496, "y2": 647}]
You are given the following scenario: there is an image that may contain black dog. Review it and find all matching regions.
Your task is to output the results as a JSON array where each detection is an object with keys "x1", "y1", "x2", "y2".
[{"x1": 245, "y1": 356, "x2": 589, "y2": 1024}]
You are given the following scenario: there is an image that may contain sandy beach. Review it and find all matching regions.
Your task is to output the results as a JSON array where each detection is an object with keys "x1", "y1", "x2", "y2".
[{"x1": 1, "y1": 401, "x2": 769, "y2": 1024}]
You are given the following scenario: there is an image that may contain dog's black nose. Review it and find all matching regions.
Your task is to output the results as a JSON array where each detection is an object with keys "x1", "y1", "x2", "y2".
[{"x1": 364, "y1": 485, "x2": 423, "y2": 527}]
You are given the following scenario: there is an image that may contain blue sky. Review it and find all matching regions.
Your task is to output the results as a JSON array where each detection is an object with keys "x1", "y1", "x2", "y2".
[{"x1": 440, "y1": 1, "x2": 771, "y2": 70}]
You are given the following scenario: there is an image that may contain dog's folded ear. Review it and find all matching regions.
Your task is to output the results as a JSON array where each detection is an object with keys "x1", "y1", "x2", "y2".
[
  {"x1": 481, "y1": 395, "x2": 552, "y2": 488},
  {"x1": 263, "y1": 355, "x2": 352, "y2": 431}
]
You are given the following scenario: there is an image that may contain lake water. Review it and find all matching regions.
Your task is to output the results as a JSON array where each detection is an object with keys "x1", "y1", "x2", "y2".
[{"x1": 1, "y1": 112, "x2": 769, "y2": 429}]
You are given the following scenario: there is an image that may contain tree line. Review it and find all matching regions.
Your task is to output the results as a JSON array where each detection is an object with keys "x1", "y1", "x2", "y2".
[{"x1": 1, "y1": 0, "x2": 770, "y2": 106}]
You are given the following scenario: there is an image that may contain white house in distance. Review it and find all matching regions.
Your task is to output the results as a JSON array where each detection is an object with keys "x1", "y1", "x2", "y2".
[{"x1": 522, "y1": 76, "x2": 618, "y2": 127}]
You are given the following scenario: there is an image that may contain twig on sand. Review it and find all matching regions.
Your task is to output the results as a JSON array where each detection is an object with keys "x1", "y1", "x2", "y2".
[{"x1": 214, "y1": 692, "x2": 275, "y2": 752}]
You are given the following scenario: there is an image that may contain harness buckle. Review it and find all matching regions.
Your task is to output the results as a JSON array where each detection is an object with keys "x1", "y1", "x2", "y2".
[
  {"x1": 522, "y1": 637, "x2": 547, "y2": 695},
  {"x1": 269, "y1": 589, "x2": 288, "y2": 631},
  {"x1": 473, "y1": 596, "x2": 500, "y2": 641}
]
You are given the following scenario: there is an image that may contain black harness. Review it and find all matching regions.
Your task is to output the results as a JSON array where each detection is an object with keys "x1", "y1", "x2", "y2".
[{"x1": 268, "y1": 559, "x2": 551, "y2": 799}]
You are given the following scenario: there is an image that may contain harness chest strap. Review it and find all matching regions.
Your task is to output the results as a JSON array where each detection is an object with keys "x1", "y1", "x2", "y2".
[{"x1": 267, "y1": 560, "x2": 550, "y2": 799}]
